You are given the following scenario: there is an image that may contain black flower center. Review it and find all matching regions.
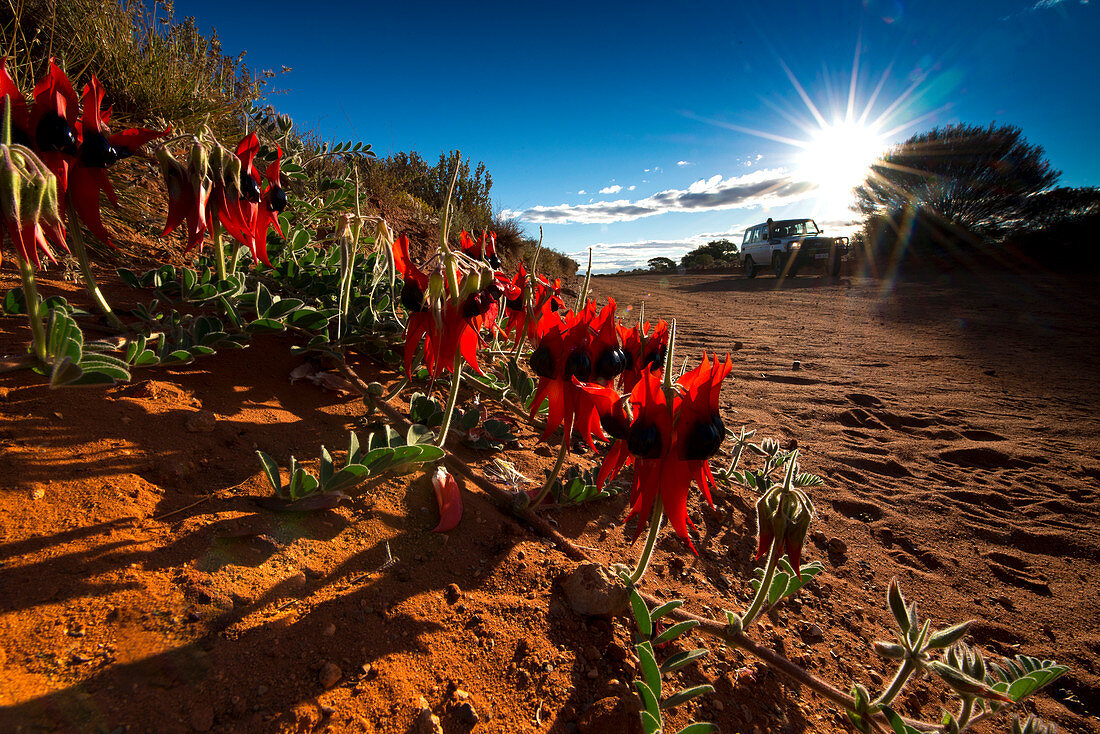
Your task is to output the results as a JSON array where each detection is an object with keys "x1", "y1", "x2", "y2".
[
  {"x1": 683, "y1": 413, "x2": 725, "y2": 460},
  {"x1": 505, "y1": 295, "x2": 524, "y2": 311},
  {"x1": 267, "y1": 187, "x2": 288, "y2": 212},
  {"x1": 627, "y1": 422, "x2": 663, "y2": 459},
  {"x1": 594, "y1": 347, "x2": 627, "y2": 381},
  {"x1": 487, "y1": 253, "x2": 501, "y2": 269},
  {"x1": 564, "y1": 350, "x2": 592, "y2": 382},
  {"x1": 79, "y1": 132, "x2": 119, "y2": 168},
  {"x1": 600, "y1": 411, "x2": 629, "y2": 441},
  {"x1": 240, "y1": 174, "x2": 261, "y2": 203},
  {"x1": 35, "y1": 113, "x2": 78, "y2": 154},
  {"x1": 400, "y1": 281, "x2": 426, "y2": 312},
  {"x1": 462, "y1": 292, "x2": 493, "y2": 319},
  {"x1": 643, "y1": 344, "x2": 667, "y2": 371},
  {"x1": 530, "y1": 345, "x2": 556, "y2": 379}
]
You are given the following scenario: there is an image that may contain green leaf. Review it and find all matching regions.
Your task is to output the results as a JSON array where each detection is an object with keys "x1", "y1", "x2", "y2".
[
  {"x1": 49, "y1": 357, "x2": 84, "y2": 387},
  {"x1": 256, "y1": 451, "x2": 281, "y2": 492},
  {"x1": 673, "y1": 724, "x2": 718, "y2": 734},
  {"x1": 406, "y1": 424, "x2": 436, "y2": 446},
  {"x1": 319, "y1": 446, "x2": 334, "y2": 487},
  {"x1": 116, "y1": 268, "x2": 140, "y2": 288},
  {"x1": 459, "y1": 409, "x2": 479, "y2": 430},
  {"x1": 163, "y1": 349, "x2": 195, "y2": 364},
  {"x1": 3, "y1": 287, "x2": 27, "y2": 315},
  {"x1": 77, "y1": 361, "x2": 130, "y2": 383},
  {"x1": 636, "y1": 642, "x2": 661, "y2": 700},
  {"x1": 655, "y1": 620, "x2": 699, "y2": 645},
  {"x1": 288, "y1": 468, "x2": 319, "y2": 500},
  {"x1": 659, "y1": 648, "x2": 708, "y2": 674},
  {"x1": 888, "y1": 579, "x2": 910, "y2": 634},
  {"x1": 287, "y1": 308, "x2": 329, "y2": 331},
  {"x1": 927, "y1": 621, "x2": 972, "y2": 650},
  {"x1": 347, "y1": 431, "x2": 362, "y2": 466},
  {"x1": 246, "y1": 318, "x2": 286, "y2": 334},
  {"x1": 255, "y1": 283, "x2": 273, "y2": 318},
  {"x1": 630, "y1": 589, "x2": 653, "y2": 637},
  {"x1": 634, "y1": 680, "x2": 661, "y2": 721},
  {"x1": 265, "y1": 298, "x2": 305, "y2": 320},
  {"x1": 661, "y1": 684, "x2": 714, "y2": 710},
  {"x1": 881, "y1": 706, "x2": 924, "y2": 734},
  {"x1": 324, "y1": 465, "x2": 371, "y2": 494},
  {"x1": 639, "y1": 710, "x2": 661, "y2": 734},
  {"x1": 650, "y1": 600, "x2": 684, "y2": 621}
]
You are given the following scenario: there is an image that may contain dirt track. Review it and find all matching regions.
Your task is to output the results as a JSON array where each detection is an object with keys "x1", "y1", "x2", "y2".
[{"x1": 1, "y1": 266, "x2": 1098, "y2": 733}]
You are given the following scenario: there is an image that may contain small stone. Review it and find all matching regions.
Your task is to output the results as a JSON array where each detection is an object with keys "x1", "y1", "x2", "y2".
[
  {"x1": 455, "y1": 700, "x2": 479, "y2": 726},
  {"x1": 792, "y1": 360, "x2": 801, "y2": 371},
  {"x1": 869, "y1": 669, "x2": 884, "y2": 685},
  {"x1": 185, "y1": 410, "x2": 217, "y2": 433},
  {"x1": 713, "y1": 699, "x2": 725, "y2": 712},
  {"x1": 561, "y1": 563, "x2": 629, "y2": 616},
  {"x1": 445, "y1": 583, "x2": 461, "y2": 604},
  {"x1": 828, "y1": 537, "x2": 848, "y2": 554},
  {"x1": 415, "y1": 697, "x2": 443, "y2": 734},
  {"x1": 802, "y1": 623, "x2": 824, "y2": 642},
  {"x1": 320, "y1": 704, "x2": 336, "y2": 717},
  {"x1": 322, "y1": 623, "x2": 336, "y2": 637},
  {"x1": 30, "y1": 486, "x2": 45, "y2": 500},
  {"x1": 319, "y1": 662, "x2": 342, "y2": 689},
  {"x1": 586, "y1": 668, "x2": 598, "y2": 679}
]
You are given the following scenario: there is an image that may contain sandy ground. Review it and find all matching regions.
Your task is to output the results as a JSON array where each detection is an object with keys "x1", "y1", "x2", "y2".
[{"x1": 0, "y1": 265, "x2": 1097, "y2": 733}]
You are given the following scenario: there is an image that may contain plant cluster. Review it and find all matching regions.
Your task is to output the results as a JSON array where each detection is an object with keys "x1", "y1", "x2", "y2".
[{"x1": 0, "y1": 57, "x2": 1069, "y2": 734}]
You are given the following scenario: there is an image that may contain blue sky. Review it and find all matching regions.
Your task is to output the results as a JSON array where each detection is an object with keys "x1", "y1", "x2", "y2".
[{"x1": 186, "y1": 0, "x2": 1097, "y2": 272}]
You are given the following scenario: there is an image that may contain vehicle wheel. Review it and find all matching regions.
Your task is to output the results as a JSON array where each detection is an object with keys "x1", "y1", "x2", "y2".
[
  {"x1": 772, "y1": 252, "x2": 785, "y2": 278},
  {"x1": 744, "y1": 256, "x2": 757, "y2": 279}
]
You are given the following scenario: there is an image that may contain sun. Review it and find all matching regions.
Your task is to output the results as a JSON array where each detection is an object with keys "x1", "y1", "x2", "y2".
[{"x1": 795, "y1": 119, "x2": 886, "y2": 211}]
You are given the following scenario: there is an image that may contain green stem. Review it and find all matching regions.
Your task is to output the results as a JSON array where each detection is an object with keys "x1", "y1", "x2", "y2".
[
  {"x1": 65, "y1": 197, "x2": 124, "y2": 331},
  {"x1": 17, "y1": 258, "x2": 47, "y2": 364},
  {"x1": 957, "y1": 697, "x2": 974, "y2": 729},
  {"x1": 742, "y1": 537, "x2": 782, "y2": 626},
  {"x1": 211, "y1": 219, "x2": 227, "y2": 282},
  {"x1": 528, "y1": 414, "x2": 573, "y2": 509},
  {"x1": 873, "y1": 658, "x2": 916, "y2": 708},
  {"x1": 627, "y1": 499, "x2": 665, "y2": 584},
  {"x1": 227, "y1": 242, "x2": 241, "y2": 274},
  {"x1": 435, "y1": 357, "x2": 464, "y2": 446}
]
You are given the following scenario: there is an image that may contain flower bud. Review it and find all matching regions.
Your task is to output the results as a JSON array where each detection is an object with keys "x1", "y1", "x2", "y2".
[{"x1": 873, "y1": 641, "x2": 907, "y2": 660}]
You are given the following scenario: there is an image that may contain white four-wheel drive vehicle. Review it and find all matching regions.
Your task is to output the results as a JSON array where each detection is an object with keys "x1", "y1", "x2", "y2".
[{"x1": 740, "y1": 218, "x2": 850, "y2": 278}]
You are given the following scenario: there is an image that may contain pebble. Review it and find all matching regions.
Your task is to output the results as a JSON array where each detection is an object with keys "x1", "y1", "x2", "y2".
[
  {"x1": 319, "y1": 662, "x2": 342, "y2": 689},
  {"x1": 445, "y1": 583, "x2": 461, "y2": 604},
  {"x1": 455, "y1": 700, "x2": 479, "y2": 726},
  {"x1": 869, "y1": 669, "x2": 884, "y2": 685},
  {"x1": 792, "y1": 360, "x2": 801, "y2": 371},
  {"x1": 827, "y1": 537, "x2": 848, "y2": 554},
  {"x1": 415, "y1": 697, "x2": 443, "y2": 734},
  {"x1": 322, "y1": 623, "x2": 336, "y2": 637}
]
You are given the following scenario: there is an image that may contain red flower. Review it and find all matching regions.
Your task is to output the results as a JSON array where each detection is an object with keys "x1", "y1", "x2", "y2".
[
  {"x1": 0, "y1": 57, "x2": 31, "y2": 146},
  {"x1": 252, "y1": 144, "x2": 286, "y2": 264},
  {"x1": 0, "y1": 147, "x2": 67, "y2": 268},
  {"x1": 503, "y1": 267, "x2": 564, "y2": 346},
  {"x1": 157, "y1": 144, "x2": 209, "y2": 252},
  {"x1": 592, "y1": 352, "x2": 732, "y2": 552},
  {"x1": 13, "y1": 64, "x2": 168, "y2": 247},
  {"x1": 459, "y1": 229, "x2": 501, "y2": 268},
  {"x1": 527, "y1": 300, "x2": 624, "y2": 449},
  {"x1": 393, "y1": 234, "x2": 495, "y2": 378},
  {"x1": 618, "y1": 317, "x2": 669, "y2": 391}
]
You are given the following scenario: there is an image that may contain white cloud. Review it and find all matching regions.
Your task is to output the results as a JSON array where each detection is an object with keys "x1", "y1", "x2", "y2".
[
  {"x1": 628, "y1": 185, "x2": 636, "y2": 191},
  {"x1": 599, "y1": 184, "x2": 623, "y2": 195},
  {"x1": 577, "y1": 189, "x2": 586, "y2": 195},
  {"x1": 501, "y1": 168, "x2": 817, "y2": 225},
  {"x1": 676, "y1": 160, "x2": 692, "y2": 167}
]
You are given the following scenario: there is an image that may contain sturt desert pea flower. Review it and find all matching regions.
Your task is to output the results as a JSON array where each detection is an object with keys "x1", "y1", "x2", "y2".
[
  {"x1": 25, "y1": 59, "x2": 79, "y2": 201},
  {"x1": 617, "y1": 317, "x2": 670, "y2": 391},
  {"x1": 0, "y1": 141, "x2": 67, "y2": 268},
  {"x1": 594, "y1": 352, "x2": 733, "y2": 552},
  {"x1": 67, "y1": 74, "x2": 168, "y2": 246},
  {"x1": 431, "y1": 466, "x2": 463, "y2": 532},
  {"x1": 503, "y1": 265, "x2": 564, "y2": 346},
  {"x1": 252, "y1": 143, "x2": 286, "y2": 263},
  {"x1": 394, "y1": 234, "x2": 493, "y2": 379},
  {"x1": 459, "y1": 229, "x2": 501, "y2": 268},
  {"x1": 753, "y1": 464, "x2": 815, "y2": 577},
  {"x1": 527, "y1": 300, "x2": 617, "y2": 449},
  {"x1": 0, "y1": 58, "x2": 31, "y2": 147},
  {"x1": 157, "y1": 140, "x2": 210, "y2": 252}
]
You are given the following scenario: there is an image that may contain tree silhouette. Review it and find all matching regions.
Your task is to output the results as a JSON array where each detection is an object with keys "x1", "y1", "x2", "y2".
[
  {"x1": 855, "y1": 124, "x2": 1060, "y2": 238},
  {"x1": 680, "y1": 239, "x2": 739, "y2": 268},
  {"x1": 648, "y1": 257, "x2": 676, "y2": 271}
]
